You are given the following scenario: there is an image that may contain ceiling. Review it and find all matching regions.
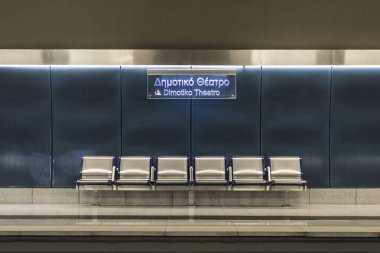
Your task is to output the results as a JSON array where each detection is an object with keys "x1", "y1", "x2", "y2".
[{"x1": 0, "y1": 0, "x2": 380, "y2": 49}]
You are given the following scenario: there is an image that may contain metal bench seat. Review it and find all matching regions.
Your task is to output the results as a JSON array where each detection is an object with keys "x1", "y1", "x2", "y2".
[
  {"x1": 271, "y1": 179, "x2": 307, "y2": 184},
  {"x1": 156, "y1": 156, "x2": 189, "y2": 184},
  {"x1": 194, "y1": 156, "x2": 227, "y2": 184},
  {"x1": 231, "y1": 156, "x2": 267, "y2": 185},
  {"x1": 76, "y1": 156, "x2": 115, "y2": 189},
  {"x1": 268, "y1": 156, "x2": 307, "y2": 189},
  {"x1": 115, "y1": 156, "x2": 153, "y2": 185}
]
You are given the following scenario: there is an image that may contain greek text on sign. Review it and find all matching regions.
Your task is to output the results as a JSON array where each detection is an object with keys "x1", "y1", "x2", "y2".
[{"x1": 147, "y1": 69, "x2": 236, "y2": 99}]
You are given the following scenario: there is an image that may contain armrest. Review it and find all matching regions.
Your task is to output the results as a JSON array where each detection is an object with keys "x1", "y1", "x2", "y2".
[
  {"x1": 150, "y1": 166, "x2": 156, "y2": 182},
  {"x1": 112, "y1": 166, "x2": 117, "y2": 182},
  {"x1": 189, "y1": 166, "x2": 194, "y2": 183},
  {"x1": 266, "y1": 166, "x2": 271, "y2": 181},
  {"x1": 228, "y1": 166, "x2": 233, "y2": 183}
]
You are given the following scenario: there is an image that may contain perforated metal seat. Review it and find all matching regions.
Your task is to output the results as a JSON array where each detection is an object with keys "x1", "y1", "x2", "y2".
[
  {"x1": 268, "y1": 156, "x2": 307, "y2": 188},
  {"x1": 76, "y1": 156, "x2": 115, "y2": 188},
  {"x1": 115, "y1": 156, "x2": 153, "y2": 185},
  {"x1": 231, "y1": 156, "x2": 267, "y2": 185},
  {"x1": 194, "y1": 156, "x2": 227, "y2": 184},
  {"x1": 156, "y1": 156, "x2": 189, "y2": 184}
]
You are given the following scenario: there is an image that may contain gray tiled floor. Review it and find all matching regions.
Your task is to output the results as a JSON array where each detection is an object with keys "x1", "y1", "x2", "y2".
[
  {"x1": 1, "y1": 218, "x2": 380, "y2": 237},
  {"x1": 2, "y1": 204, "x2": 380, "y2": 237}
]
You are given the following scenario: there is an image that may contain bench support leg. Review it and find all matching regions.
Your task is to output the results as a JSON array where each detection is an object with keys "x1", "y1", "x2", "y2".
[{"x1": 188, "y1": 190, "x2": 195, "y2": 206}]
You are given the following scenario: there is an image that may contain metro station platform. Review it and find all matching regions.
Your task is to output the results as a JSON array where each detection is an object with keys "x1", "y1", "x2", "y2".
[
  {"x1": 2, "y1": 188, "x2": 380, "y2": 252},
  {"x1": 1, "y1": 204, "x2": 380, "y2": 238}
]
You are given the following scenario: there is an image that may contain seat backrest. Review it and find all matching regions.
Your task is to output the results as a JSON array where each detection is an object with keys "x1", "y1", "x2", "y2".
[
  {"x1": 81, "y1": 156, "x2": 114, "y2": 180},
  {"x1": 232, "y1": 156, "x2": 264, "y2": 180},
  {"x1": 119, "y1": 156, "x2": 151, "y2": 181},
  {"x1": 195, "y1": 156, "x2": 226, "y2": 180},
  {"x1": 269, "y1": 156, "x2": 302, "y2": 180},
  {"x1": 157, "y1": 156, "x2": 188, "y2": 181}
]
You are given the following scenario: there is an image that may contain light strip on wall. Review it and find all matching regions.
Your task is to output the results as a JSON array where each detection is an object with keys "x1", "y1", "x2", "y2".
[{"x1": 2, "y1": 50, "x2": 380, "y2": 66}]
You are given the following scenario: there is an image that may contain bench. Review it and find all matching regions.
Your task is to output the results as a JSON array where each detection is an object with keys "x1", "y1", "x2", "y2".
[
  {"x1": 155, "y1": 156, "x2": 189, "y2": 185},
  {"x1": 115, "y1": 156, "x2": 153, "y2": 190},
  {"x1": 76, "y1": 156, "x2": 115, "y2": 190},
  {"x1": 268, "y1": 156, "x2": 307, "y2": 190},
  {"x1": 76, "y1": 155, "x2": 307, "y2": 191}
]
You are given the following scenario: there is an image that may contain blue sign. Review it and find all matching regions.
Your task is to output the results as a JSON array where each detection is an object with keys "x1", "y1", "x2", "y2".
[{"x1": 147, "y1": 69, "x2": 236, "y2": 99}]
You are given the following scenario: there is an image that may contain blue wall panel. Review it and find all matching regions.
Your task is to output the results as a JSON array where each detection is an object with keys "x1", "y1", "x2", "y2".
[
  {"x1": 261, "y1": 67, "x2": 331, "y2": 188},
  {"x1": 0, "y1": 67, "x2": 51, "y2": 187},
  {"x1": 192, "y1": 67, "x2": 261, "y2": 157},
  {"x1": 331, "y1": 67, "x2": 380, "y2": 187},
  {"x1": 52, "y1": 67, "x2": 121, "y2": 187},
  {"x1": 122, "y1": 67, "x2": 191, "y2": 156},
  {"x1": 2, "y1": 65, "x2": 380, "y2": 188}
]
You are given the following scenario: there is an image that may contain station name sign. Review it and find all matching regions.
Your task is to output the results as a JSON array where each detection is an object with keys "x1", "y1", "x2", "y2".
[{"x1": 147, "y1": 69, "x2": 236, "y2": 99}]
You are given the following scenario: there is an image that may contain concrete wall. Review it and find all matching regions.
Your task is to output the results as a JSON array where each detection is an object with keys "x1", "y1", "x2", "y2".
[{"x1": 1, "y1": 188, "x2": 380, "y2": 206}]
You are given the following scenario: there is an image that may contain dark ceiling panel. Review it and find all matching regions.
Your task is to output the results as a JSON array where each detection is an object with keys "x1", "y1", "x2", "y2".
[{"x1": 0, "y1": 0, "x2": 379, "y2": 49}]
